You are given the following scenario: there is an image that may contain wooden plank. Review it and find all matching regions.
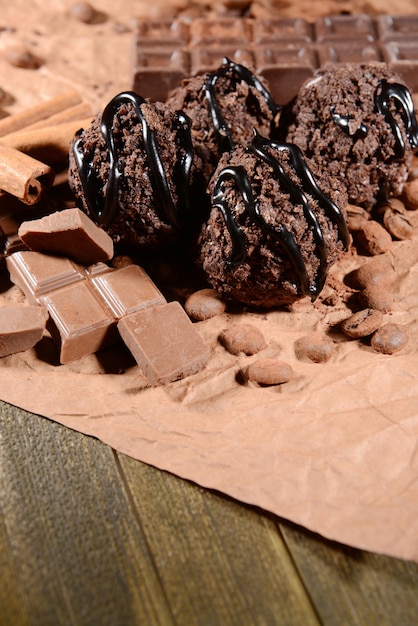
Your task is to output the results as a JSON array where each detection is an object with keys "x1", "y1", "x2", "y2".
[
  {"x1": 118, "y1": 453, "x2": 321, "y2": 626},
  {"x1": 280, "y1": 522, "x2": 418, "y2": 626},
  {"x1": 0, "y1": 401, "x2": 174, "y2": 626},
  {"x1": 4, "y1": 398, "x2": 418, "y2": 626}
]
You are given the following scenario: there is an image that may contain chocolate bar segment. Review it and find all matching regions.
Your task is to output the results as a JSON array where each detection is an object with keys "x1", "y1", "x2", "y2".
[
  {"x1": 88, "y1": 264, "x2": 166, "y2": 319},
  {"x1": 314, "y1": 15, "x2": 377, "y2": 42},
  {"x1": 18, "y1": 208, "x2": 114, "y2": 266},
  {"x1": 0, "y1": 305, "x2": 48, "y2": 357},
  {"x1": 6, "y1": 250, "x2": 85, "y2": 303},
  {"x1": 39, "y1": 280, "x2": 116, "y2": 363},
  {"x1": 132, "y1": 14, "x2": 418, "y2": 104},
  {"x1": 382, "y1": 42, "x2": 418, "y2": 92},
  {"x1": 6, "y1": 249, "x2": 208, "y2": 379},
  {"x1": 118, "y1": 301, "x2": 210, "y2": 385}
]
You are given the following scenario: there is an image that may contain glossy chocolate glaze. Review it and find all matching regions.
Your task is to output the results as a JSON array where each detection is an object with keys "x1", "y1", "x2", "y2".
[
  {"x1": 331, "y1": 80, "x2": 418, "y2": 158},
  {"x1": 203, "y1": 57, "x2": 280, "y2": 154},
  {"x1": 73, "y1": 91, "x2": 194, "y2": 227},
  {"x1": 374, "y1": 80, "x2": 418, "y2": 157},
  {"x1": 212, "y1": 133, "x2": 350, "y2": 300},
  {"x1": 330, "y1": 106, "x2": 368, "y2": 139}
]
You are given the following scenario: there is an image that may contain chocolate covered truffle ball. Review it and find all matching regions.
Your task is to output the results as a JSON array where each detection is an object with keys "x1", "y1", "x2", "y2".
[
  {"x1": 69, "y1": 91, "x2": 204, "y2": 251},
  {"x1": 197, "y1": 133, "x2": 350, "y2": 308},
  {"x1": 166, "y1": 57, "x2": 280, "y2": 184},
  {"x1": 283, "y1": 63, "x2": 418, "y2": 208}
]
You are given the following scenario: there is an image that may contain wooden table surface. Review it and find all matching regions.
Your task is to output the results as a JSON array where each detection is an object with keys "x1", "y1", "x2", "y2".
[{"x1": 1, "y1": 399, "x2": 418, "y2": 626}]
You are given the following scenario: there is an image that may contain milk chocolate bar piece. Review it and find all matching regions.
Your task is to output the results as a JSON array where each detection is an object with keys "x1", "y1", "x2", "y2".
[
  {"x1": 88, "y1": 264, "x2": 165, "y2": 319},
  {"x1": 39, "y1": 280, "x2": 116, "y2": 363},
  {"x1": 0, "y1": 305, "x2": 48, "y2": 357},
  {"x1": 0, "y1": 215, "x2": 26, "y2": 257},
  {"x1": 6, "y1": 249, "x2": 208, "y2": 380},
  {"x1": 18, "y1": 208, "x2": 114, "y2": 266},
  {"x1": 118, "y1": 301, "x2": 210, "y2": 385},
  {"x1": 132, "y1": 14, "x2": 418, "y2": 104},
  {"x1": 6, "y1": 250, "x2": 85, "y2": 303},
  {"x1": 6, "y1": 251, "x2": 168, "y2": 363}
]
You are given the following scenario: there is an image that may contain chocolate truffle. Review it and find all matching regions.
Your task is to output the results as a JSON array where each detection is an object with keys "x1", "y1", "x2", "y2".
[
  {"x1": 197, "y1": 133, "x2": 350, "y2": 308},
  {"x1": 69, "y1": 92, "x2": 204, "y2": 252},
  {"x1": 283, "y1": 63, "x2": 418, "y2": 208},
  {"x1": 166, "y1": 57, "x2": 280, "y2": 183}
]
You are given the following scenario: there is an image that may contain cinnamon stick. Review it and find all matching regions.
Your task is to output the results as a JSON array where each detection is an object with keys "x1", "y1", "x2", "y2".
[
  {"x1": 0, "y1": 117, "x2": 94, "y2": 165},
  {"x1": 22, "y1": 102, "x2": 93, "y2": 132},
  {"x1": 0, "y1": 91, "x2": 82, "y2": 137},
  {"x1": 0, "y1": 144, "x2": 55, "y2": 205}
]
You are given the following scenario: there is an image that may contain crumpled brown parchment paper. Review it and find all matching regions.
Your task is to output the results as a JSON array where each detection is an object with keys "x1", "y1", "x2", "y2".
[
  {"x1": 1, "y1": 227, "x2": 418, "y2": 562},
  {"x1": 1, "y1": 0, "x2": 418, "y2": 564}
]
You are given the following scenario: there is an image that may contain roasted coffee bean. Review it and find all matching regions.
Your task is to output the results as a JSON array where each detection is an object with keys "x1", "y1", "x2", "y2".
[
  {"x1": 371, "y1": 323, "x2": 409, "y2": 354},
  {"x1": 358, "y1": 286, "x2": 394, "y2": 313},
  {"x1": 69, "y1": 2, "x2": 99, "y2": 23},
  {"x1": 351, "y1": 261, "x2": 390, "y2": 289},
  {"x1": 245, "y1": 358, "x2": 294, "y2": 386},
  {"x1": 341, "y1": 308, "x2": 383, "y2": 339},
  {"x1": 346, "y1": 203, "x2": 370, "y2": 232},
  {"x1": 383, "y1": 203, "x2": 413, "y2": 240},
  {"x1": 294, "y1": 332, "x2": 335, "y2": 363},
  {"x1": 408, "y1": 156, "x2": 418, "y2": 181},
  {"x1": 401, "y1": 179, "x2": 418, "y2": 210},
  {"x1": 355, "y1": 220, "x2": 392, "y2": 255},
  {"x1": 220, "y1": 323, "x2": 266, "y2": 356},
  {"x1": 3, "y1": 46, "x2": 41, "y2": 69},
  {"x1": 185, "y1": 288, "x2": 226, "y2": 321}
]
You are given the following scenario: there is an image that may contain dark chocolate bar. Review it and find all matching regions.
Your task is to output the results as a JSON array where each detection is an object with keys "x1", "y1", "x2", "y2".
[{"x1": 132, "y1": 14, "x2": 418, "y2": 104}]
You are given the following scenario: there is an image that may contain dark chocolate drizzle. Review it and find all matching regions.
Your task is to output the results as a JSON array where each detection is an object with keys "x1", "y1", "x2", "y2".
[
  {"x1": 212, "y1": 133, "x2": 350, "y2": 300},
  {"x1": 73, "y1": 91, "x2": 194, "y2": 227},
  {"x1": 330, "y1": 106, "x2": 368, "y2": 139},
  {"x1": 374, "y1": 80, "x2": 418, "y2": 157},
  {"x1": 203, "y1": 57, "x2": 280, "y2": 154}
]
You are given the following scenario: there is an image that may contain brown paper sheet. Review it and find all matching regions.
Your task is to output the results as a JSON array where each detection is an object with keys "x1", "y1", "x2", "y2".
[
  {"x1": 1, "y1": 0, "x2": 418, "y2": 565},
  {"x1": 1, "y1": 225, "x2": 418, "y2": 563}
]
